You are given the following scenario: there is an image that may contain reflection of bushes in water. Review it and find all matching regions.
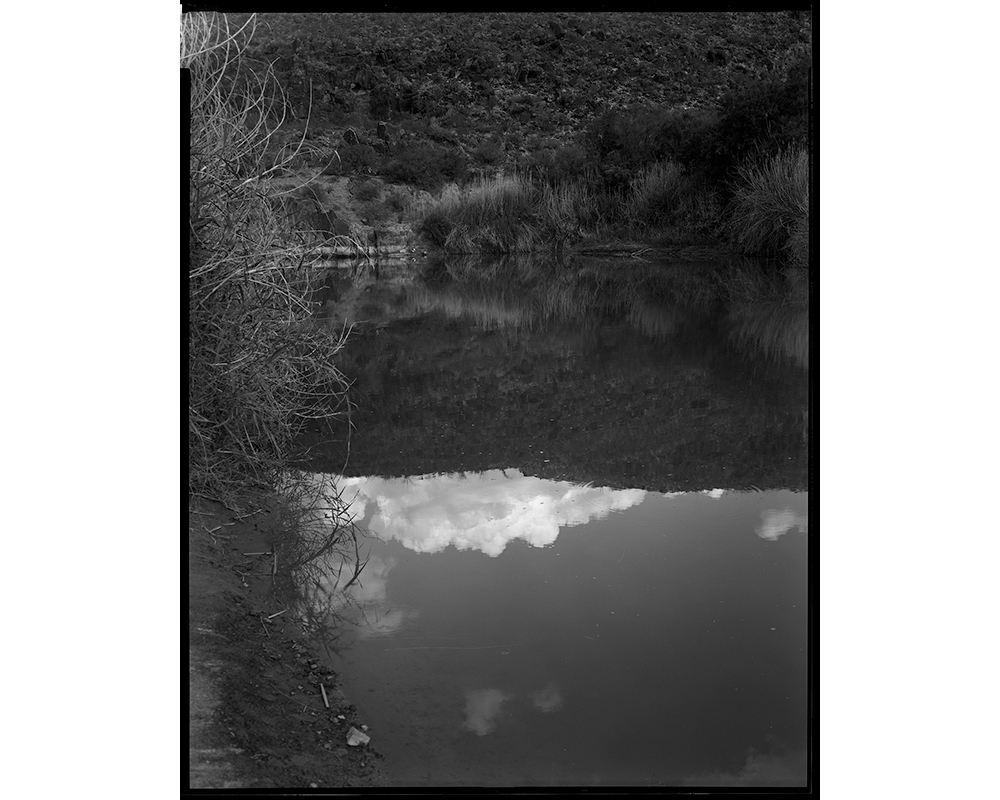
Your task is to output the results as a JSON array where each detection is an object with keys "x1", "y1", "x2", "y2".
[
  {"x1": 415, "y1": 257, "x2": 812, "y2": 375},
  {"x1": 403, "y1": 283, "x2": 540, "y2": 331},
  {"x1": 416, "y1": 264, "x2": 618, "y2": 328},
  {"x1": 728, "y1": 301, "x2": 809, "y2": 368},
  {"x1": 268, "y1": 471, "x2": 375, "y2": 651},
  {"x1": 627, "y1": 299, "x2": 680, "y2": 339},
  {"x1": 414, "y1": 257, "x2": 798, "y2": 337},
  {"x1": 407, "y1": 264, "x2": 683, "y2": 338}
]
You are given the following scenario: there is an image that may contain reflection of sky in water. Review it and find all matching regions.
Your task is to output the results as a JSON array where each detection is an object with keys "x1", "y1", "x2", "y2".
[
  {"x1": 332, "y1": 470, "x2": 649, "y2": 557},
  {"x1": 318, "y1": 477, "x2": 808, "y2": 786}
]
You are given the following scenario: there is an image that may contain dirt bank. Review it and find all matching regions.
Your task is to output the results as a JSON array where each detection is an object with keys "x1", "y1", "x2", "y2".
[{"x1": 188, "y1": 498, "x2": 387, "y2": 789}]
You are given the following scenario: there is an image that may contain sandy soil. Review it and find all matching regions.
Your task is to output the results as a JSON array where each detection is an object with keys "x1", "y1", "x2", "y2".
[{"x1": 188, "y1": 499, "x2": 387, "y2": 789}]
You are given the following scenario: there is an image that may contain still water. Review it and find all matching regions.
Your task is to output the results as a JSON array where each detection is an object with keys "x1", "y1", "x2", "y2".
[{"x1": 295, "y1": 256, "x2": 811, "y2": 787}]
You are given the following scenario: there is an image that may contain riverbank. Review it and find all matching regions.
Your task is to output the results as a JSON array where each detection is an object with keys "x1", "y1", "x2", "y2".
[
  {"x1": 275, "y1": 161, "x2": 803, "y2": 267},
  {"x1": 188, "y1": 497, "x2": 388, "y2": 789}
]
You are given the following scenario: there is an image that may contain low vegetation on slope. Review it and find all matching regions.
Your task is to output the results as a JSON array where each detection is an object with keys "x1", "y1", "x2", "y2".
[{"x1": 229, "y1": 12, "x2": 813, "y2": 261}]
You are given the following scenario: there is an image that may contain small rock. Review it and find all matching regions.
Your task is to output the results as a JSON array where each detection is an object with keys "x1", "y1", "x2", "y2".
[{"x1": 347, "y1": 727, "x2": 371, "y2": 747}]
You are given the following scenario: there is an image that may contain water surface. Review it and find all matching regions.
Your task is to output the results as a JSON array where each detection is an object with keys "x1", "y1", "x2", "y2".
[{"x1": 293, "y1": 256, "x2": 811, "y2": 786}]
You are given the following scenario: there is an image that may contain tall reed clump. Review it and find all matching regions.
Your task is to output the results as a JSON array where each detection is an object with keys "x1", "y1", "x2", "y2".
[
  {"x1": 419, "y1": 175, "x2": 541, "y2": 252},
  {"x1": 725, "y1": 148, "x2": 810, "y2": 265},
  {"x1": 625, "y1": 161, "x2": 686, "y2": 229},
  {"x1": 419, "y1": 175, "x2": 611, "y2": 253},
  {"x1": 185, "y1": 12, "x2": 352, "y2": 509},
  {"x1": 418, "y1": 164, "x2": 726, "y2": 254}
]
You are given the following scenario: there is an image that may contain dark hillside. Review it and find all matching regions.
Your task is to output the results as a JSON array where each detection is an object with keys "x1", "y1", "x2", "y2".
[{"x1": 237, "y1": 11, "x2": 812, "y2": 176}]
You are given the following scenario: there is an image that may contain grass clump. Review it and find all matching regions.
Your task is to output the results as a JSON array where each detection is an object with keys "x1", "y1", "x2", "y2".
[
  {"x1": 419, "y1": 176, "x2": 539, "y2": 252},
  {"x1": 725, "y1": 148, "x2": 809, "y2": 262},
  {"x1": 186, "y1": 12, "x2": 354, "y2": 509},
  {"x1": 419, "y1": 175, "x2": 612, "y2": 253},
  {"x1": 418, "y1": 164, "x2": 725, "y2": 254}
]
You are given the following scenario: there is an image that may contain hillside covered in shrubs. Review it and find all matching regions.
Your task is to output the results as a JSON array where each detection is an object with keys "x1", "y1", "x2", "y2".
[{"x1": 235, "y1": 12, "x2": 813, "y2": 262}]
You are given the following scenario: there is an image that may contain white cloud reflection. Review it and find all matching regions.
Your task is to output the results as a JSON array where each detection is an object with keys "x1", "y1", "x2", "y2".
[
  {"x1": 464, "y1": 688, "x2": 511, "y2": 736},
  {"x1": 756, "y1": 508, "x2": 808, "y2": 541},
  {"x1": 331, "y1": 470, "x2": 647, "y2": 557},
  {"x1": 529, "y1": 683, "x2": 565, "y2": 713}
]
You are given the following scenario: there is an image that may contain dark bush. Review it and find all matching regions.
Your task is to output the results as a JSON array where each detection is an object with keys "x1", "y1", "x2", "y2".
[
  {"x1": 385, "y1": 190, "x2": 406, "y2": 213},
  {"x1": 338, "y1": 142, "x2": 379, "y2": 173},
  {"x1": 382, "y1": 143, "x2": 467, "y2": 191},
  {"x1": 583, "y1": 107, "x2": 680, "y2": 177},
  {"x1": 581, "y1": 56, "x2": 810, "y2": 199},
  {"x1": 696, "y1": 59, "x2": 811, "y2": 188},
  {"x1": 553, "y1": 145, "x2": 589, "y2": 180},
  {"x1": 473, "y1": 138, "x2": 504, "y2": 166},
  {"x1": 355, "y1": 179, "x2": 381, "y2": 202},
  {"x1": 524, "y1": 144, "x2": 590, "y2": 186},
  {"x1": 649, "y1": 108, "x2": 719, "y2": 173},
  {"x1": 584, "y1": 110, "x2": 630, "y2": 163}
]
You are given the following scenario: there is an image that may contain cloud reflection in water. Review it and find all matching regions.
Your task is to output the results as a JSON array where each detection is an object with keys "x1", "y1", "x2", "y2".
[
  {"x1": 755, "y1": 509, "x2": 808, "y2": 541},
  {"x1": 464, "y1": 688, "x2": 512, "y2": 736},
  {"x1": 332, "y1": 469, "x2": 647, "y2": 557},
  {"x1": 529, "y1": 682, "x2": 565, "y2": 713}
]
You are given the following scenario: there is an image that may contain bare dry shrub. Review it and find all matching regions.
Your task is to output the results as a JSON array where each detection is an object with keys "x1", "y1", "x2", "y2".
[{"x1": 186, "y1": 13, "x2": 353, "y2": 514}]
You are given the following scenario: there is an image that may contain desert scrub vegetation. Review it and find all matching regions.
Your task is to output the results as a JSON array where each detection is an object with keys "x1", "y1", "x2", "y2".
[
  {"x1": 411, "y1": 51, "x2": 810, "y2": 257},
  {"x1": 185, "y1": 12, "x2": 355, "y2": 517},
  {"x1": 224, "y1": 12, "x2": 810, "y2": 262}
]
